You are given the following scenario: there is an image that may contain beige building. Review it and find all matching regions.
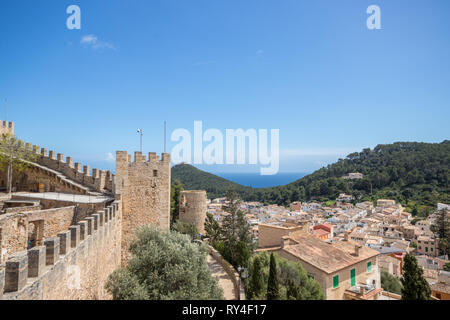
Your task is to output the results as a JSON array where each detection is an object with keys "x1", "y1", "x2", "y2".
[
  {"x1": 377, "y1": 199, "x2": 396, "y2": 207},
  {"x1": 289, "y1": 201, "x2": 302, "y2": 212},
  {"x1": 257, "y1": 222, "x2": 308, "y2": 248},
  {"x1": 273, "y1": 235, "x2": 381, "y2": 300},
  {"x1": 414, "y1": 236, "x2": 439, "y2": 257}
]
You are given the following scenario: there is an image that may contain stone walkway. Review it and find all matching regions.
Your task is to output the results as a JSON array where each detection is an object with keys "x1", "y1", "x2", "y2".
[
  {"x1": 206, "y1": 254, "x2": 236, "y2": 300},
  {"x1": 13, "y1": 192, "x2": 113, "y2": 204}
]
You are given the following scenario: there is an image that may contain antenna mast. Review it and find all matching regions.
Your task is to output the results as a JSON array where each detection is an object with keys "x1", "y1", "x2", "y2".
[{"x1": 164, "y1": 121, "x2": 167, "y2": 153}]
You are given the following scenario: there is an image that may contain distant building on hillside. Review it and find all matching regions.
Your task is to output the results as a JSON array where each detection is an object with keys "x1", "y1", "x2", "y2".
[
  {"x1": 337, "y1": 193, "x2": 354, "y2": 203},
  {"x1": 437, "y1": 203, "x2": 450, "y2": 211},
  {"x1": 290, "y1": 201, "x2": 302, "y2": 212},
  {"x1": 377, "y1": 199, "x2": 397, "y2": 207},
  {"x1": 342, "y1": 172, "x2": 364, "y2": 180}
]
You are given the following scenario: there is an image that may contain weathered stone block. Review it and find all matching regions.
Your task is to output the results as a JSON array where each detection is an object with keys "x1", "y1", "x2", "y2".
[
  {"x1": 85, "y1": 217, "x2": 94, "y2": 235},
  {"x1": 0, "y1": 266, "x2": 5, "y2": 298},
  {"x1": 58, "y1": 231, "x2": 71, "y2": 255},
  {"x1": 104, "y1": 207, "x2": 110, "y2": 223},
  {"x1": 69, "y1": 225, "x2": 80, "y2": 248},
  {"x1": 112, "y1": 203, "x2": 117, "y2": 218},
  {"x1": 4, "y1": 251, "x2": 28, "y2": 293},
  {"x1": 92, "y1": 214, "x2": 100, "y2": 231},
  {"x1": 78, "y1": 221, "x2": 88, "y2": 241},
  {"x1": 27, "y1": 246, "x2": 46, "y2": 277},
  {"x1": 44, "y1": 238, "x2": 60, "y2": 266},
  {"x1": 97, "y1": 210, "x2": 104, "y2": 227}
]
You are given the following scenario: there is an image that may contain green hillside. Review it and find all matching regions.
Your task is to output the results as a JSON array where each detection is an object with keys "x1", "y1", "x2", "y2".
[
  {"x1": 171, "y1": 141, "x2": 450, "y2": 214},
  {"x1": 171, "y1": 163, "x2": 249, "y2": 199}
]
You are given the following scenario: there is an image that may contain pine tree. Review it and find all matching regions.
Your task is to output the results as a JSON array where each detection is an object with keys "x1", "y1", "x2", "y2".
[
  {"x1": 286, "y1": 279, "x2": 300, "y2": 300},
  {"x1": 267, "y1": 253, "x2": 280, "y2": 300},
  {"x1": 401, "y1": 253, "x2": 431, "y2": 300},
  {"x1": 220, "y1": 190, "x2": 255, "y2": 267},
  {"x1": 431, "y1": 209, "x2": 449, "y2": 256},
  {"x1": 204, "y1": 213, "x2": 222, "y2": 246},
  {"x1": 170, "y1": 180, "x2": 183, "y2": 225}
]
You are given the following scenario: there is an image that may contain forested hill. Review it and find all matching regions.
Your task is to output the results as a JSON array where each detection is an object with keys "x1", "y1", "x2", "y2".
[
  {"x1": 171, "y1": 141, "x2": 450, "y2": 214},
  {"x1": 171, "y1": 163, "x2": 249, "y2": 199}
]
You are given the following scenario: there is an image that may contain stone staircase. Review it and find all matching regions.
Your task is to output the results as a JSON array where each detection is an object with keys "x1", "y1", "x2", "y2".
[{"x1": 20, "y1": 158, "x2": 106, "y2": 196}]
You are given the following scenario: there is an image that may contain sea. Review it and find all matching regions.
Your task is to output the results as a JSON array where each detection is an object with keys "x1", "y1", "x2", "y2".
[{"x1": 215, "y1": 172, "x2": 308, "y2": 188}]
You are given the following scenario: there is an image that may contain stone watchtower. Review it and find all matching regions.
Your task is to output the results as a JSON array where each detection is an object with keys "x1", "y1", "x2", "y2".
[
  {"x1": 179, "y1": 190, "x2": 207, "y2": 235},
  {"x1": 114, "y1": 151, "x2": 171, "y2": 264}
]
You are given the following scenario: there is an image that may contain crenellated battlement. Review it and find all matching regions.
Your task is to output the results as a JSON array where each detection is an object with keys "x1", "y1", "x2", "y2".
[
  {"x1": 116, "y1": 151, "x2": 171, "y2": 164},
  {"x1": 0, "y1": 120, "x2": 14, "y2": 136},
  {"x1": 0, "y1": 201, "x2": 121, "y2": 300},
  {"x1": 14, "y1": 139, "x2": 114, "y2": 194}
]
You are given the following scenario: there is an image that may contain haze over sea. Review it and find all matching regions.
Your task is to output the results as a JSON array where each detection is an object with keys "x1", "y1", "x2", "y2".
[{"x1": 215, "y1": 172, "x2": 308, "y2": 188}]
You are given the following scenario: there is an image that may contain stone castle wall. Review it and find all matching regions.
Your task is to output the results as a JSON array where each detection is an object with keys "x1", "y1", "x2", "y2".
[
  {"x1": 0, "y1": 206, "x2": 78, "y2": 265},
  {"x1": 115, "y1": 151, "x2": 171, "y2": 264},
  {"x1": 0, "y1": 118, "x2": 172, "y2": 298},
  {"x1": 5, "y1": 139, "x2": 113, "y2": 193},
  {"x1": 0, "y1": 201, "x2": 121, "y2": 300},
  {"x1": 179, "y1": 190, "x2": 207, "y2": 235},
  {"x1": 1, "y1": 165, "x2": 90, "y2": 195},
  {"x1": 0, "y1": 121, "x2": 14, "y2": 136}
]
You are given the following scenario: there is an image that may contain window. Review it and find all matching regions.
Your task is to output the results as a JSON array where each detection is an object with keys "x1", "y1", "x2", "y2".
[
  {"x1": 333, "y1": 275, "x2": 339, "y2": 289},
  {"x1": 350, "y1": 269, "x2": 356, "y2": 287},
  {"x1": 367, "y1": 261, "x2": 372, "y2": 273},
  {"x1": 426, "y1": 247, "x2": 428, "y2": 252},
  {"x1": 431, "y1": 248, "x2": 433, "y2": 252},
  {"x1": 153, "y1": 170, "x2": 158, "y2": 177}
]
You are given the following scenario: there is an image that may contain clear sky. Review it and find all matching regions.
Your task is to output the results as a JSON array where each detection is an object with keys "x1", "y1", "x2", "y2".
[{"x1": 0, "y1": 0, "x2": 449, "y2": 174}]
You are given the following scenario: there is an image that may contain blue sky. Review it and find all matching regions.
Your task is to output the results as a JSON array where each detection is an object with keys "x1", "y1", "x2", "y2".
[{"x1": 0, "y1": 0, "x2": 449, "y2": 174}]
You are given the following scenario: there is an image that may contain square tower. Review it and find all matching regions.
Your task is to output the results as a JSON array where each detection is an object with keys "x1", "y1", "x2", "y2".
[{"x1": 115, "y1": 151, "x2": 171, "y2": 264}]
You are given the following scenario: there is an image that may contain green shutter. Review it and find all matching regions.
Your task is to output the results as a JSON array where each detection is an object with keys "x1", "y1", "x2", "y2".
[
  {"x1": 367, "y1": 261, "x2": 372, "y2": 273},
  {"x1": 333, "y1": 275, "x2": 339, "y2": 288},
  {"x1": 350, "y1": 269, "x2": 356, "y2": 287}
]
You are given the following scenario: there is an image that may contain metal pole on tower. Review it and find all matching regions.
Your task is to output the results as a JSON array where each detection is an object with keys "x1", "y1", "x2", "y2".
[
  {"x1": 4, "y1": 98, "x2": 7, "y2": 121},
  {"x1": 164, "y1": 121, "x2": 167, "y2": 153},
  {"x1": 137, "y1": 128, "x2": 143, "y2": 153}
]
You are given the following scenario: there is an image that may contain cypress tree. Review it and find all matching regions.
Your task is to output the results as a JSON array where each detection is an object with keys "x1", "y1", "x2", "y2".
[
  {"x1": 267, "y1": 253, "x2": 280, "y2": 300},
  {"x1": 248, "y1": 257, "x2": 265, "y2": 299},
  {"x1": 401, "y1": 253, "x2": 431, "y2": 300}
]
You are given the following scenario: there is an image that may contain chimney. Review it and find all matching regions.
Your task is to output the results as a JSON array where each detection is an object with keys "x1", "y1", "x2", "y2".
[
  {"x1": 360, "y1": 286, "x2": 366, "y2": 295},
  {"x1": 355, "y1": 245, "x2": 362, "y2": 257},
  {"x1": 344, "y1": 231, "x2": 350, "y2": 241}
]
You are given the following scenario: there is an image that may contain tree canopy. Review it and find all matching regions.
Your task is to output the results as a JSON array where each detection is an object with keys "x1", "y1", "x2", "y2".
[
  {"x1": 381, "y1": 271, "x2": 402, "y2": 295},
  {"x1": 247, "y1": 251, "x2": 324, "y2": 300},
  {"x1": 401, "y1": 253, "x2": 431, "y2": 300},
  {"x1": 105, "y1": 226, "x2": 223, "y2": 300}
]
